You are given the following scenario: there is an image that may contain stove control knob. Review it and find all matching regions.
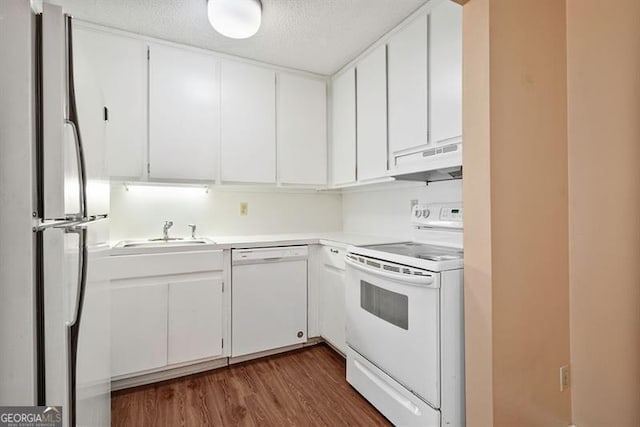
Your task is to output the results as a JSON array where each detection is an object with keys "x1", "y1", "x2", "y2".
[
  {"x1": 423, "y1": 209, "x2": 430, "y2": 218},
  {"x1": 415, "y1": 209, "x2": 422, "y2": 218}
]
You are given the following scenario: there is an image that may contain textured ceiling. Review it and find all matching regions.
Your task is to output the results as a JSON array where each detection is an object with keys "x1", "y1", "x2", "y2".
[{"x1": 49, "y1": 0, "x2": 430, "y2": 75}]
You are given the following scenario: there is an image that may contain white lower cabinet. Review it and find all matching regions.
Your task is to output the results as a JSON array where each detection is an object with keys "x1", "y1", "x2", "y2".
[
  {"x1": 167, "y1": 277, "x2": 224, "y2": 365},
  {"x1": 110, "y1": 250, "x2": 227, "y2": 379},
  {"x1": 111, "y1": 283, "x2": 168, "y2": 377},
  {"x1": 319, "y1": 246, "x2": 347, "y2": 354}
]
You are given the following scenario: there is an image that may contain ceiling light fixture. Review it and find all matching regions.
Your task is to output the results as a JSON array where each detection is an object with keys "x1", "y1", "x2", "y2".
[{"x1": 207, "y1": 0, "x2": 262, "y2": 40}]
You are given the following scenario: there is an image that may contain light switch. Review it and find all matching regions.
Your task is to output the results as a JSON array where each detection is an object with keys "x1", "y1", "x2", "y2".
[{"x1": 240, "y1": 202, "x2": 248, "y2": 216}]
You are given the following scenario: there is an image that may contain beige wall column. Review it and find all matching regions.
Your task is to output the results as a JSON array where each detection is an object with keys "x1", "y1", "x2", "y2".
[
  {"x1": 463, "y1": 0, "x2": 571, "y2": 426},
  {"x1": 567, "y1": 1, "x2": 640, "y2": 426},
  {"x1": 462, "y1": 0, "x2": 493, "y2": 425}
]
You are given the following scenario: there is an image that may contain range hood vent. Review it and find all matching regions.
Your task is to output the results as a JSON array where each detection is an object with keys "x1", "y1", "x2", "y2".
[{"x1": 391, "y1": 165, "x2": 463, "y2": 183}]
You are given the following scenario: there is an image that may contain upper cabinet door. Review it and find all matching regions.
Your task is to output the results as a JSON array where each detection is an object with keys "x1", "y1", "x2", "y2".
[
  {"x1": 387, "y1": 15, "x2": 429, "y2": 155},
  {"x1": 73, "y1": 27, "x2": 147, "y2": 179},
  {"x1": 149, "y1": 44, "x2": 219, "y2": 181},
  {"x1": 356, "y1": 45, "x2": 388, "y2": 181},
  {"x1": 220, "y1": 61, "x2": 276, "y2": 184},
  {"x1": 430, "y1": 0, "x2": 462, "y2": 145},
  {"x1": 277, "y1": 74, "x2": 327, "y2": 186},
  {"x1": 331, "y1": 67, "x2": 357, "y2": 186}
]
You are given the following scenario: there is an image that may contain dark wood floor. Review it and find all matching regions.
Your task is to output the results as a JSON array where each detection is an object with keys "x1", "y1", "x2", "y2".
[{"x1": 112, "y1": 344, "x2": 391, "y2": 426}]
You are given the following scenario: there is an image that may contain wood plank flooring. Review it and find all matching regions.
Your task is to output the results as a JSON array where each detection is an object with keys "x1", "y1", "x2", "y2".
[{"x1": 112, "y1": 344, "x2": 391, "y2": 426}]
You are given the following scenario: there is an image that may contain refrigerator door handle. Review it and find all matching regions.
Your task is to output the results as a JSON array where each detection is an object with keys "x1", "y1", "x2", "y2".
[
  {"x1": 65, "y1": 225, "x2": 87, "y2": 427},
  {"x1": 64, "y1": 15, "x2": 88, "y2": 219}
]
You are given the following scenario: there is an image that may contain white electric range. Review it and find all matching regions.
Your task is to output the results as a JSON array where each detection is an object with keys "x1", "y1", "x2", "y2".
[{"x1": 345, "y1": 203, "x2": 464, "y2": 427}]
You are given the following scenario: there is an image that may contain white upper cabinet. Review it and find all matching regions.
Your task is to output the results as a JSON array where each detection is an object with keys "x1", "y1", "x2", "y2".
[
  {"x1": 331, "y1": 67, "x2": 357, "y2": 186},
  {"x1": 356, "y1": 45, "x2": 388, "y2": 181},
  {"x1": 430, "y1": 0, "x2": 462, "y2": 145},
  {"x1": 387, "y1": 14, "x2": 429, "y2": 156},
  {"x1": 148, "y1": 44, "x2": 219, "y2": 181},
  {"x1": 221, "y1": 61, "x2": 276, "y2": 184},
  {"x1": 277, "y1": 73, "x2": 327, "y2": 186},
  {"x1": 74, "y1": 27, "x2": 147, "y2": 179}
]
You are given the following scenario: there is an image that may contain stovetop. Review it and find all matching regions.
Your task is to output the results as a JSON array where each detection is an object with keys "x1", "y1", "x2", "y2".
[{"x1": 363, "y1": 242, "x2": 463, "y2": 262}]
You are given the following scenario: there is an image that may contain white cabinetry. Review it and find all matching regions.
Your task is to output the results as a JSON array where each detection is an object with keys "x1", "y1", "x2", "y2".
[
  {"x1": 110, "y1": 250, "x2": 227, "y2": 378},
  {"x1": 319, "y1": 245, "x2": 347, "y2": 354},
  {"x1": 168, "y1": 277, "x2": 224, "y2": 364},
  {"x1": 330, "y1": 67, "x2": 357, "y2": 186},
  {"x1": 149, "y1": 44, "x2": 219, "y2": 181},
  {"x1": 221, "y1": 61, "x2": 276, "y2": 184},
  {"x1": 277, "y1": 74, "x2": 327, "y2": 186},
  {"x1": 386, "y1": 1, "x2": 462, "y2": 175},
  {"x1": 111, "y1": 283, "x2": 168, "y2": 376},
  {"x1": 73, "y1": 26, "x2": 147, "y2": 179},
  {"x1": 430, "y1": 0, "x2": 463, "y2": 145},
  {"x1": 387, "y1": 14, "x2": 429, "y2": 155},
  {"x1": 356, "y1": 45, "x2": 388, "y2": 181}
]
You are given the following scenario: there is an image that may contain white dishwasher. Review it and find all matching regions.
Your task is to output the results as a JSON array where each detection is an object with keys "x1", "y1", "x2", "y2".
[{"x1": 231, "y1": 246, "x2": 308, "y2": 357}]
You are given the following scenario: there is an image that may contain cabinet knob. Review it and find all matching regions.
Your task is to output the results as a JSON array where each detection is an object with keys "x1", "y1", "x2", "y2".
[{"x1": 297, "y1": 331, "x2": 304, "y2": 338}]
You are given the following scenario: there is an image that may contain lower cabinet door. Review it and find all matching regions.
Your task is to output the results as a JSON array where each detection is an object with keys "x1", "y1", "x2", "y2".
[
  {"x1": 167, "y1": 277, "x2": 224, "y2": 364},
  {"x1": 111, "y1": 283, "x2": 168, "y2": 377},
  {"x1": 320, "y1": 264, "x2": 347, "y2": 354}
]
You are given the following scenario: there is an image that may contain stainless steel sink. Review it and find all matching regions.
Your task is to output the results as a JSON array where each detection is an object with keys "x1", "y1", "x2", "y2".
[{"x1": 115, "y1": 237, "x2": 215, "y2": 249}]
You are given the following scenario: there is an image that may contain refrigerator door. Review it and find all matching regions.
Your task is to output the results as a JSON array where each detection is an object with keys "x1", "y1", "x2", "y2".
[
  {"x1": 41, "y1": 217, "x2": 110, "y2": 427},
  {"x1": 71, "y1": 21, "x2": 109, "y2": 218},
  {"x1": 72, "y1": 219, "x2": 111, "y2": 427}
]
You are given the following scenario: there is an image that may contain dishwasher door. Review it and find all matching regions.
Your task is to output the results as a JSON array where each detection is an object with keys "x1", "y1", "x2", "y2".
[{"x1": 231, "y1": 246, "x2": 308, "y2": 357}]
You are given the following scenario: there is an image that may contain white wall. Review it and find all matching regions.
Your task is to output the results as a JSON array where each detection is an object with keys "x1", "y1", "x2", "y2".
[
  {"x1": 109, "y1": 184, "x2": 343, "y2": 241},
  {"x1": 342, "y1": 180, "x2": 463, "y2": 239}
]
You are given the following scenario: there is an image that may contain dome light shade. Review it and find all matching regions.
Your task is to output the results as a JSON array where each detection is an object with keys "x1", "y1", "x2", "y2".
[{"x1": 207, "y1": 0, "x2": 262, "y2": 39}]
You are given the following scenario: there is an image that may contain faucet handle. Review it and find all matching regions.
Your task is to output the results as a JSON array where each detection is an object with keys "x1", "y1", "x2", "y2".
[
  {"x1": 164, "y1": 220, "x2": 174, "y2": 228},
  {"x1": 188, "y1": 224, "x2": 196, "y2": 239}
]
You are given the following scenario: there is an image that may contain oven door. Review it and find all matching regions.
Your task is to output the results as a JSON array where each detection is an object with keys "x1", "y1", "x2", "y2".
[{"x1": 345, "y1": 253, "x2": 441, "y2": 408}]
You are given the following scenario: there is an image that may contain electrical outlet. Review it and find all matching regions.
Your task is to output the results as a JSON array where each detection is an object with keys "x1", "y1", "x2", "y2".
[
  {"x1": 560, "y1": 365, "x2": 570, "y2": 391},
  {"x1": 240, "y1": 202, "x2": 248, "y2": 216}
]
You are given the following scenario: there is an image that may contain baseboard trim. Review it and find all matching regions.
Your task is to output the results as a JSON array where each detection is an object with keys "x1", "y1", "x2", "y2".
[
  {"x1": 322, "y1": 340, "x2": 346, "y2": 359},
  {"x1": 229, "y1": 337, "x2": 323, "y2": 365},
  {"x1": 112, "y1": 338, "x2": 325, "y2": 391},
  {"x1": 112, "y1": 357, "x2": 228, "y2": 391}
]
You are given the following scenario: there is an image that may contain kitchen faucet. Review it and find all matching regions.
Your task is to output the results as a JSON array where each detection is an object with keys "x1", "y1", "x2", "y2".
[
  {"x1": 188, "y1": 224, "x2": 197, "y2": 239},
  {"x1": 162, "y1": 220, "x2": 174, "y2": 240}
]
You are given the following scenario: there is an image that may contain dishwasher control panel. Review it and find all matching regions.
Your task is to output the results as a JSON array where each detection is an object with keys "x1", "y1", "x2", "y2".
[{"x1": 232, "y1": 245, "x2": 309, "y2": 263}]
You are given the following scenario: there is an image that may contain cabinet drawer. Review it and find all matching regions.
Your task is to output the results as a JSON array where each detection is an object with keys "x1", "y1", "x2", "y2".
[
  {"x1": 322, "y1": 245, "x2": 346, "y2": 271},
  {"x1": 110, "y1": 250, "x2": 224, "y2": 280}
]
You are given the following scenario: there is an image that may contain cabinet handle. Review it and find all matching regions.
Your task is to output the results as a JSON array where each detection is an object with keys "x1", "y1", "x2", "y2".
[{"x1": 330, "y1": 249, "x2": 339, "y2": 254}]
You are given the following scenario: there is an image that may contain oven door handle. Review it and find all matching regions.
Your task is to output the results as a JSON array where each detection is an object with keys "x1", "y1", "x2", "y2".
[{"x1": 345, "y1": 257, "x2": 436, "y2": 287}]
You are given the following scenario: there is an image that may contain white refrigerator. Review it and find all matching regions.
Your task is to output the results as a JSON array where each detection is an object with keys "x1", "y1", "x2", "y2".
[{"x1": 0, "y1": 1, "x2": 111, "y2": 426}]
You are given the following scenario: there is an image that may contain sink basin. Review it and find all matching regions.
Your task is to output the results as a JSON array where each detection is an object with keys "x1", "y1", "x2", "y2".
[{"x1": 115, "y1": 237, "x2": 215, "y2": 249}]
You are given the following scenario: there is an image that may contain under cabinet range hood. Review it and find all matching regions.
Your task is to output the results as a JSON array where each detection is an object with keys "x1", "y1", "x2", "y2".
[
  {"x1": 391, "y1": 164, "x2": 463, "y2": 183},
  {"x1": 387, "y1": 139, "x2": 463, "y2": 183}
]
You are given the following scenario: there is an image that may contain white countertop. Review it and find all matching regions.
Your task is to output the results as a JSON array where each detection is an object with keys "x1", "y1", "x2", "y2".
[
  {"x1": 109, "y1": 232, "x2": 403, "y2": 256},
  {"x1": 212, "y1": 232, "x2": 402, "y2": 249}
]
